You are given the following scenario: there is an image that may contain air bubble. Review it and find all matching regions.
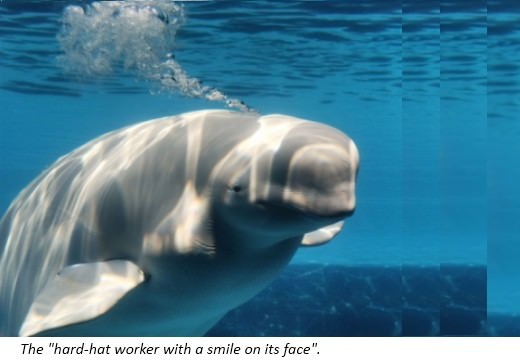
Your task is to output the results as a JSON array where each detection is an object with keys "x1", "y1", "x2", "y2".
[{"x1": 58, "y1": 0, "x2": 254, "y2": 112}]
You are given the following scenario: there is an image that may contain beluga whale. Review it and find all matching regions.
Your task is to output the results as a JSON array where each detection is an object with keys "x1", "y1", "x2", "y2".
[{"x1": 0, "y1": 109, "x2": 359, "y2": 336}]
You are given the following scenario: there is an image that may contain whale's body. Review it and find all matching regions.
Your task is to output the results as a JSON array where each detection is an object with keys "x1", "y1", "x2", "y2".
[{"x1": 0, "y1": 110, "x2": 359, "y2": 336}]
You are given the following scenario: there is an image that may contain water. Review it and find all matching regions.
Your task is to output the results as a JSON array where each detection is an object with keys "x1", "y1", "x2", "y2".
[{"x1": 0, "y1": 0, "x2": 519, "y2": 335}]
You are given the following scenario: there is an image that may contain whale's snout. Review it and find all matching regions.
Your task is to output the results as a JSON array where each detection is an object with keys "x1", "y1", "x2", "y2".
[{"x1": 282, "y1": 142, "x2": 358, "y2": 220}]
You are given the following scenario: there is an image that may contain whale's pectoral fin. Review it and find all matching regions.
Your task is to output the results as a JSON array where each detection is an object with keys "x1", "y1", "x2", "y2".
[
  {"x1": 19, "y1": 259, "x2": 145, "y2": 337},
  {"x1": 301, "y1": 220, "x2": 345, "y2": 247}
]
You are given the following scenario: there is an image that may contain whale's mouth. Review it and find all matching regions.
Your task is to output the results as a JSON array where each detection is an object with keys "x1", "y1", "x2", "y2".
[{"x1": 256, "y1": 199, "x2": 355, "y2": 223}]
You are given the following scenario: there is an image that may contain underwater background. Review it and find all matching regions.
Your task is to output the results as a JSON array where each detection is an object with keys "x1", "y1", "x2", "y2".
[{"x1": 0, "y1": 0, "x2": 518, "y2": 336}]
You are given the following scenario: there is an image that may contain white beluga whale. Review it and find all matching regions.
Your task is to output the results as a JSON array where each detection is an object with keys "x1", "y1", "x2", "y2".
[{"x1": 0, "y1": 109, "x2": 359, "y2": 336}]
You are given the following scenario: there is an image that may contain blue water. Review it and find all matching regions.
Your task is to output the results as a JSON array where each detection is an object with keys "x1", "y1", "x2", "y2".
[{"x1": 0, "y1": 0, "x2": 519, "y2": 333}]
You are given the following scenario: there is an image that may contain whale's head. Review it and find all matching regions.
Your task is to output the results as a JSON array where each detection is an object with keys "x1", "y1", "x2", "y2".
[{"x1": 210, "y1": 114, "x2": 359, "y2": 244}]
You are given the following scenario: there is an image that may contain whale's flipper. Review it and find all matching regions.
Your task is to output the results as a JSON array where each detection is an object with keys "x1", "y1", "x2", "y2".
[
  {"x1": 19, "y1": 260, "x2": 145, "y2": 336},
  {"x1": 301, "y1": 221, "x2": 345, "y2": 247}
]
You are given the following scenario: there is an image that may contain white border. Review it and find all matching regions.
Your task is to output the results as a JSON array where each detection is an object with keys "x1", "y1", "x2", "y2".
[{"x1": 2, "y1": 337, "x2": 519, "y2": 360}]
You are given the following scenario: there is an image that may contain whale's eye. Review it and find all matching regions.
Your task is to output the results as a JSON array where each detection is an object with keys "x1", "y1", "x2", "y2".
[
  {"x1": 226, "y1": 173, "x2": 249, "y2": 194},
  {"x1": 227, "y1": 183, "x2": 244, "y2": 193}
]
